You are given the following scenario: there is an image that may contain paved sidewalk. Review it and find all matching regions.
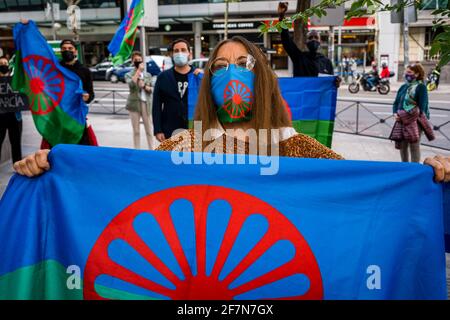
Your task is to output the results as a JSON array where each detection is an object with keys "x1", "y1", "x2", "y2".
[{"x1": 0, "y1": 112, "x2": 449, "y2": 298}]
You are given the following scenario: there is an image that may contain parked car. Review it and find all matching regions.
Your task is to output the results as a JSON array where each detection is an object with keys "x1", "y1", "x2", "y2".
[
  {"x1": 189, "y1": 58, "x2": 209, "y2": 70},
  {"x1": 108, "y1": 60, "x2": 133, "y2": 83},
  {"x1": 150, "y1": 55, "x2": 173, "y2": 71},
  {"x1": 105, "y1": 59, "x2": 131, "y2": 83},
  {"x1": 107, "y1": 56, "x2": 175, "y2": 83},
  {"x1": 89, "y1": 61, "x2": 113, "y2": 81}
]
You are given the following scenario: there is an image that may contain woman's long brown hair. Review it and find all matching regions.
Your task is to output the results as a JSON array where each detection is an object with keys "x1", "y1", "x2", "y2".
[{"x1": 193, "y1": 36, "x2": 292, "y2": 149}]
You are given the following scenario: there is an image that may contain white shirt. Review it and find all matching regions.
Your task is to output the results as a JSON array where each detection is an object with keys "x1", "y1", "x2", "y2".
[{"x1": 139, "y1": 73, "x2": 147, "y2": 102}]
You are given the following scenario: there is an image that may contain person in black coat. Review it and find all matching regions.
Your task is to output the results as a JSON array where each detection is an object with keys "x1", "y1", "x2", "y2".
[
  {"x1": 152, "y1": 39, "x2": 202, "y2": 141},
  {"x1": 59, "y1": 39, "x2": 95, "y2": 104},
  {"x1": 41, "y1": 39, "x2": 95, "y2": 147},
  {"x1": 278, "y1": 2, "x2": 334, "y2": 77}
]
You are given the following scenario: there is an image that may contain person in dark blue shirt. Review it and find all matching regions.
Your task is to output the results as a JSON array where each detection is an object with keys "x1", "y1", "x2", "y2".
[{"x1": 152, "y1": 39, "x2": 202, "y2": 141}]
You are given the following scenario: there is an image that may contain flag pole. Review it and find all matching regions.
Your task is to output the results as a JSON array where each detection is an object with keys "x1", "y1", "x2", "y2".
[
  {"x1": 140, "y1": 3, "x2": 147, "y2": 64},
  {"x1": 140, "y1": 25, "x2": 147, "y2": 60}
]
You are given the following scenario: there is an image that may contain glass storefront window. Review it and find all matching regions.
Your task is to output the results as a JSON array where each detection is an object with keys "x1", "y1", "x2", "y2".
[{"x1": 420, "y1": 0, "x2": 449, "y2": 9}]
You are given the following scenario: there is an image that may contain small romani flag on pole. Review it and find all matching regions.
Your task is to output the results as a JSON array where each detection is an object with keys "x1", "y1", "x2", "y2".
[
  {"x1": 12, "y1": 21, "x2": 88, "y2": 146},
  {"x1": 108, "y1": 0, "x2": 144, "y2": 66}
]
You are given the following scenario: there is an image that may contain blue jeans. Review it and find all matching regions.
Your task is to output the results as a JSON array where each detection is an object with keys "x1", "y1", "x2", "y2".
[{"x1": 366, "y1": 77, "x2": 376, "y2": 89}]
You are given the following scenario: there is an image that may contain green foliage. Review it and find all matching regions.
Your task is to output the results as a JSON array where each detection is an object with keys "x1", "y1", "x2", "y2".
[{"x1": 261, "y1": 0, "x2": 450, "y2": 67}]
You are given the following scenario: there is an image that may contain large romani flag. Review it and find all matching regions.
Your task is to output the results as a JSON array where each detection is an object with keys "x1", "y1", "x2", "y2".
[
  {"x1": 188, "y1": 76, "x2": 337, "y2": 148},
  {"x1": 108, "y1": 0, "x2": 144, "y2": 66},
  {"x1": 12, "y1": 21, "x2": 88, "y2": 146},
  {"x1": 0, "y1": 145, "x2": 448, "y2": 300}
]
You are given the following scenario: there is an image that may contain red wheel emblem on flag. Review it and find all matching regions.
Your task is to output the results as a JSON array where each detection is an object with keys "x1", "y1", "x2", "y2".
[
  {"x1": 22, "y1": 55, "x2": 64, "y2": 115},
  {"x1": 84, "y1": 185, "x2": 323, "y2": 300},
  {"x1": 223, "y1": 80, "x2": 253, "y2": 119}
]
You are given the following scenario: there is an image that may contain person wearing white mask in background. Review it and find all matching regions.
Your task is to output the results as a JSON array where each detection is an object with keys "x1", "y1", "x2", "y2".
[{"x1": 152, "y1": 39, "x2": 203, "y2": 143}]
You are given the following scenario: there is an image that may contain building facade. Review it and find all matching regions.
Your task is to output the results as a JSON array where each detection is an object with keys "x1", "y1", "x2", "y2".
[
  {"x1": 0, "y1": 0, "x2": 448, "y2": 81},
  {"x1": 377, "y1": 0, "x2": 449, "y2": 82},
  {"x1": 0, "y1": 0, "x2": 121, "y2": 65}
]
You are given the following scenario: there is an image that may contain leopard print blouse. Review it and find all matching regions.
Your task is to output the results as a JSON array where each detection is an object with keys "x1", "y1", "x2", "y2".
[{"x1": 156, "y1": 129, "x2": 343, "y2": 160}]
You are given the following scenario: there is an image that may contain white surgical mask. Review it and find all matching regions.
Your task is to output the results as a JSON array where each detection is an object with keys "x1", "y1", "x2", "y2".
[{"x1": 173, "y1": 53, "x2": 189, "y2": 67}]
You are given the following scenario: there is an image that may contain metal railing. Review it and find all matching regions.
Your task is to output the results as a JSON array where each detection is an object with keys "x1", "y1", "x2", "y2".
[
  {"x1": 88, "y1": 89, "x2": 129, "y2": 115},
  {"x1": 335, "y1": 98, "x2": 450, "y2": 151},
  {"x1": 88, "y1": 90, "x2": 450, "y2": 151}
]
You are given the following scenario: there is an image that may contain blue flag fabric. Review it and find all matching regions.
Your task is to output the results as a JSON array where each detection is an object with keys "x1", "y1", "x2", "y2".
[
  {"x1": 188, "y1": 72, "x2": 203, "y2": 120},
  {"x1": 108, "y1": 0, "x2": 140, "y2": 55},
  {"x1": 444, "y1": 184, "x2": 450, "y2": 252},
  {"x1": 0, "y1": 145, "x2": 447, "y2": 300},
  {"x1": 278, "y1": 77, "x2": 337, "y2": 121}
]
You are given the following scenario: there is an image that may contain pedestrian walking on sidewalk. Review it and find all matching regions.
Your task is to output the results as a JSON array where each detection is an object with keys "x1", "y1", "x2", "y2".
[
  {"x1": 390, "y1": 63, "x2": 433, "y2": 163},
  {"x1": 125, "y1": 51, "x2": 155, "y2": 150}
]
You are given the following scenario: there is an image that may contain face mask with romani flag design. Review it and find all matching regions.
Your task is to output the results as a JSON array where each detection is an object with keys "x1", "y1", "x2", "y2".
[{"x1": 211, "y1": 64, "x2": 255, "y2": 123}]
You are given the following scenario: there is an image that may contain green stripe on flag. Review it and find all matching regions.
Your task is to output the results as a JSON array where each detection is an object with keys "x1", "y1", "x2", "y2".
[
  {"x1": 33, "y1": 106, "x2": 85, "y2": 146},
  {"x1": 0, "y1": 260, "x2": 81, "y2": 300},
  {"x1": 0, "y1": 260, "x2": 159, "y2": 300},
  {"x1": 111, "y1": 30, "x2": 138, "y2": 66},
  {"x1": 293, "y1": 120, "x2": 335, "y2": 148}
]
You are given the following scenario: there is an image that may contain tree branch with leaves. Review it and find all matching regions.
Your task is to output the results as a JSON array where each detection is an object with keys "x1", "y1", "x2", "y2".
[{"x1": 261, "y1": 0, "x2": 450, "y2": 67}]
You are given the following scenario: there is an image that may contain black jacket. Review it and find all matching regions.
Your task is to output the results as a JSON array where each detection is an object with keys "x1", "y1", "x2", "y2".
[
  {"x1": 152, "y1": 67, "x2": 197, "y2": 138},
  {"x1": 281, "y1": 29, "x2": 334, "y2": 77},
  {"x1": 60, "y1": 60, "x2": 95, "y2": 104}
]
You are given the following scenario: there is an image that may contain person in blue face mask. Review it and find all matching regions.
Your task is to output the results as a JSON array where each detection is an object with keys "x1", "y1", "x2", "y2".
[
  {"x1": 152, "y1": 39, "x2": 203, "y2": 143},
  {"x1": 152, "y1": 35, "x2": 343, "y2": 159}
]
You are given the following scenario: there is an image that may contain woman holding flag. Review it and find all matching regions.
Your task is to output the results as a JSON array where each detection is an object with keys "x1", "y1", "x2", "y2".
[{"x1": 12, "y1": 36, "x2": 450, "y2": 183}]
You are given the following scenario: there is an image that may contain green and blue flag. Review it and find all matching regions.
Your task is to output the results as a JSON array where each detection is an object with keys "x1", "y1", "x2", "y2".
[
  {"x1": 108, "y1": 0, "x2": 144, "y2": 66},
  {"x1": 0, "y1": 145, "x2": 447, "y2": 300},
  {"x1": 12, "y1": 21, "x2": 88, "y2": 146}
]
